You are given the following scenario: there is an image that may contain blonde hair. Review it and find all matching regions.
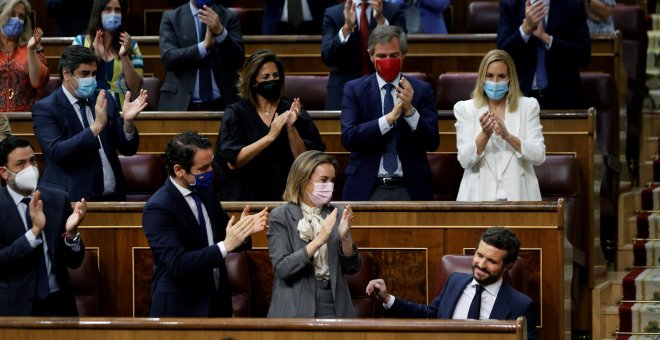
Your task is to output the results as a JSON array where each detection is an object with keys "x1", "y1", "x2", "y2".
[
  {"x1": 282, "y1": 150, "x2": 338, "y2": 204},
  {"x1": 471, "y1": 49, "x2": 523, "y2": 112},
  {"x1": 0, "y1": 0, "x2": 33, "y2": 47}
]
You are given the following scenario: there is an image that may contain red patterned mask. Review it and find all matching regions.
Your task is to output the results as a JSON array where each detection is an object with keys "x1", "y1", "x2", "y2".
[{"x1": 374, "y1": 58, "x2": 402, "y2": 82}]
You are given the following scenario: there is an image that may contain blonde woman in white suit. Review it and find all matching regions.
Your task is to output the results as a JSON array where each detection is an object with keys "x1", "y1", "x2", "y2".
[{"x1": 454, "y1": 49, "x2": 545, "y2": 201}]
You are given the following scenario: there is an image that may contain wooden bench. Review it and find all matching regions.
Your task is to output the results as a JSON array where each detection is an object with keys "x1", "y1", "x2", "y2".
[
  {"x1": 0, "y1": 317, "x2": 527, "y2": 340},
  {"x1": 39, "y1": 33, "x2": 622, "y2": 99}
]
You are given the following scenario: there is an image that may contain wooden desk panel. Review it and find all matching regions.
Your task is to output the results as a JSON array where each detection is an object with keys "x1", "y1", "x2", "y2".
[
  {"x1": 76, "y1": 200, "x2": 565, "y2": 340},
  {"x1": 40, "y1": 34, "x2": 621, "y2": 97},
  {"x1": 0, "y1": 317, "x2": 526, "y2": 340}
]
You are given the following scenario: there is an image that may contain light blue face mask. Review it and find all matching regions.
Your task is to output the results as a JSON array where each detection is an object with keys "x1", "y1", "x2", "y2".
[
  {"x1": 101, "y1": 13, "x2": 122, "y2": 32},
  {"x1": 483, "y1": 80, "x2": 509, "y2": 100},
  {"x1": 2, "y1": 17, "x2": 24, "y2": 39},
  {"x1": 70, "y1": 74, "x2": 97, "y2": 99}
]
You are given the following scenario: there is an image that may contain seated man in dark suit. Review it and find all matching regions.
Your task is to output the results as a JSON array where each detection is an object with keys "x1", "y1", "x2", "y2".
[
  {"x1": 321, "y1": 0, "x2": 406, "y2": 109},
  {"x1": 32, "y1": 45, "x2": 148, "y2": 202},
  {"x1": 340, "y1": 25, "x2": 439, "y2": 201},
  {"x1": 142, "y1": 131, "x2": 268, "y2": 317},
  {"x1": 0, "y1": 136, "x2": 86, "y2": 316},
  {"x1": 158, "y1": 0, "x2": 245, "y2": 111},
  {"x1": 367, "y1": 227, "x2": 538, "y2": 340}
]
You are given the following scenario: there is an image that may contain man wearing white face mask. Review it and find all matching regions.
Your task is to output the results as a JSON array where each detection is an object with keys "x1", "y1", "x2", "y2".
[
  {"x1": 340, "y1": 25, "x2": 439, "y2": 201},
  {"x1": 32, "y1": 45, "x2": 149, "y2": 201},
  {"x1": 0, "y1": 136, "x2": 87, "y2": 316},
  {"x1": 268, "y1": 150, "x2": 360, "y2": 318}
]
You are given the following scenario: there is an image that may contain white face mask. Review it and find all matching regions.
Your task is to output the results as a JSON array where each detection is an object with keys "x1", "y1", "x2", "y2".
[{"x1": 6, "y1": 165, "x2": 39, "y2": 193}]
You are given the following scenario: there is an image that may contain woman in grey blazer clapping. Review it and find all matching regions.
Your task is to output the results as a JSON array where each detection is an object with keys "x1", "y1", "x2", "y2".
[{"x1": 267, "y1": 150, "x2": 361, "y2": 318}]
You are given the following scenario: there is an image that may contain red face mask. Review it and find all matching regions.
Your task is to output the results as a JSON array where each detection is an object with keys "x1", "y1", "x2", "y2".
[{"x1": 374, "y1": 58, "x2": 402, "y2": 82}]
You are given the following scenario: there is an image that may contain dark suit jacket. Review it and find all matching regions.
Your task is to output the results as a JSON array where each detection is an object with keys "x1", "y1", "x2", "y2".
[
  {"x1": 497, "y1": 0, "x2": 590, "y2": 109},
  {"x1": 321, "y1": 2, "x2": 406, "y2": 109},
  {"x1": 389, "y1": 272, "x2": 538, "y2": 340},
  {"x1": 142, "y1": 179, "x2": 251, "y2": 317},
  {"x1": 262, "y1": 0, "x2": 336, "y2": 34},
  {"x1": 32, "y1": 88, "x2": 139, "y2": 201},
  {"x1": 158, "y1": 3, "x2": 245, "y2": 110},
  {"x1": 340, "y1": 74, "x2": 439, "y2": 200},
  {"x1": 0, "y1": 186, "x2": 84, "y2": 316}
]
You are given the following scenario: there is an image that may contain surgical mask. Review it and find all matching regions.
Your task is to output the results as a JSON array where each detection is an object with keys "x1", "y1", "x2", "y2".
[
  {"x1": 101, "y1": 13, "x2": 122, "y2": 32},
  {"x1": 2, "y1": 17, "x2": 24, "y2": 39},
  {"x1": 6, "y1": 165, "x2": 39, "y2": 193},
  {"x1": 255, "y1": 79, "x2": 281, "y2": 102},
  {"x1": 195, "y1": 0, "x2": 214, "y2": 8},
  {"x1": 308, "y1": 182, "x2": 333, "y2": 207},
  {"x1": 483, "y1": 80, "x2": 509, "y2": 100},
  {"x1": 191, "y1": 170, "x2": 214, "y2": 189},
  {"x1": 70, "y1": 74, "x2": 97, "y2": 99},
  {"x1": 374, "y1": 58, "x2": 402, "y2": 83}
]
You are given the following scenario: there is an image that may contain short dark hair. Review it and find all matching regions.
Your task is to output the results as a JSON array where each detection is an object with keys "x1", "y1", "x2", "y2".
[
  {"x1": 164, "y1": 131, "x2": 212, "y2": 176},
  {"x1": 0, "y1": 136, "x2": 33, "y2": 167},
  {"x1": 58, "y1": 45, "x2": 98, "y2": 81},
  {"x1": 479, "y1": 227, "x2": 521, "y2": 265}
]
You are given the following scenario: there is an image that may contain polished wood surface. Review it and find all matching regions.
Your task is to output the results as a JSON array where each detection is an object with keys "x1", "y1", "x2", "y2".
[
  {"x1": 39, "y1": 33, "x2": 622, "y2": 94},
  {"x1": 0, "y1": 317, "x2": 525, "y2": 340},
  {"x1": 73, "y1": 200, "x2": 564, "y2": 339}
]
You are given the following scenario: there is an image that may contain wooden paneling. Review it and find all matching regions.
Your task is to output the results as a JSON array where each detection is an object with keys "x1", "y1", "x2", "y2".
[
  {"x1": 74, "y1": 200, "x2": 566, "y2": 340},
  {"x1": 0, "y1": 317, "x2": 526, "y2": 340},
  {"x1": 39, "y1": 33, "x2": 622, "y2": 95}
]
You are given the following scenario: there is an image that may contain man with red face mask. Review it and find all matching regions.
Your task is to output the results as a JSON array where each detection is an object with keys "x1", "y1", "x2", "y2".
[{"x1": 339, "y1": 25, "x2": 439, "y2": 201}]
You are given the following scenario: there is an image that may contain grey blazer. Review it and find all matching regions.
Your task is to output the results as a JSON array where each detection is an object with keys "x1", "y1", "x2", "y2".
[{"x1": 267, "y1": 203, "x2": 361, "y2": 317}]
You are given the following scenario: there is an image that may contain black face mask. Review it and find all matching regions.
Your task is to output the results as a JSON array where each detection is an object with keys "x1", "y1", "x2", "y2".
[{"x1": 255, "y1": 79, "x2": 281, "y2": 102}]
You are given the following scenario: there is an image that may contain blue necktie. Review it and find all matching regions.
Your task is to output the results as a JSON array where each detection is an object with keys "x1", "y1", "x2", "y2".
[
  {"x1": 21, "y1": 197, "x2": 50, "y2": 300},
  {"x1": 190, "y1": 191, "x2": 209, "y2": 244},
  {"x1": 197, "y1": 15, "x2": 213, "y2": 103},
  {"x1": 467, "y1": 284, "x2": 484, "y2": 319},
  {"x1": 382, "y1": 83, "x2": 399, "y2": 174},
  {"x1": 76, "y1": 101, "x2": 104, "y2": 195},
  {"x1": 535, "y1": 36, "x2": 548, "y2": 90}
]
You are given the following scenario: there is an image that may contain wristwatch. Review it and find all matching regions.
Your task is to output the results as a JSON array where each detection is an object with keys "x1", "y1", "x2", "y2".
[
  {"x1": 407, "y1": 107, "x2": 418, "y2": 117},
  {"x1": 64, "y1": 231, "x2": 81, "y2": 245}
]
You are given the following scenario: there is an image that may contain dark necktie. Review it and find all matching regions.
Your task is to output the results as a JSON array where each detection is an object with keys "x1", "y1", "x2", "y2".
[
  {"x1": 21, "y1": 197, "x2": 50, "y2": 300},
  {"x1": 467, "y1": 284, "x2": 484, "y2": 319},
  {"x1": 382, "y1": 83, "x2": 398, "y2": 174},
  {"x1": 76, "y1": 100, "x2": 104, "y2": 195},
  {"x1": 76, "y1": 101, "x2": 91, "y2": 129},
  {"x1": 288, "y1": 0, "x2": 303, "y2": 28},
  {"x1": 535, "y1": 22, "x2": 548, "y2": 90},
  {"x1": 197, "y1": 14, "x2": 213, "y2": 103},
  {"x1": 190, "y1": 191, "x2": 209, "y2": 244},
  {"x1": 359, "y1": 1, "x2": 370, "y2": 76}
]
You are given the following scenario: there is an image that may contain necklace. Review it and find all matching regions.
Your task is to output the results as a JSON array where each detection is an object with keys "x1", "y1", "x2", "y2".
[{"x1": 265, "y1": 110, "x2": 269, "y2": 116}]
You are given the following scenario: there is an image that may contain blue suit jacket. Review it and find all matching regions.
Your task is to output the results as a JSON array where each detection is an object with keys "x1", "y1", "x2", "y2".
[
  {"x1": 321, "y1": 2, "x2": 406, "y2": 110},
  {"x1": 0, "y1": 185, "x2": 84, "y2": 316},
  {"x1": 389, "y1": 272, "x2": 538, "y2": 340},
  {"x1": 262, "y1": 0, "x2": 336, "y2": 34},
  {"x1": 142, "y1": 179, "x2": 251, "y2": 317},
  {"x1": 413, "y1": 0, "x2": 451, "y2": 34},
  {"x1": 32, "y1": 87, "x2": 139, "y2": 201},
  {"x1": 497, "y1": 0, "x2": 590, "y2": 109},
  {"x1": 340, "y1": 74, "x2": 439, "y2": 200}
]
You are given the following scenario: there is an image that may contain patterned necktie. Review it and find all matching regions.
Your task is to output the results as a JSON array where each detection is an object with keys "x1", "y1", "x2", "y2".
[
  {"x1": 21, "y1": 197, "x2": 50, "y2": 300},
  {"x1": 190, "y1": 190, "x2": 209, "y2": 244},
  {"x1": 76, "y1": 101, "x2": 91, "y2": 128},
  {"x1": 288, "y1": 0, "x2": 303, "y2": 28},
  {"x1": 360, "y1": 1, "x2": 370, "y2": 75},
  {"x1": 76, "y1": 100, "x2": 104, "y2": 195},
  {"x1": 467, "y1": 284, "x2": 484, "y2": 319},
  {"x1": 197, "y1": 14, "x2": 213, "y2": 103},
  {"x1": 535, "y1": 21, "x2": 548, "y2": 90},
  {"x1": 382, "y1": 83, "x2": 398, "y2": 174}
]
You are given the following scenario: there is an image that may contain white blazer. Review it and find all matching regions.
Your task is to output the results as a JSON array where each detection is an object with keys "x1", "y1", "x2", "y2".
[{"x1": 454, "y1": 97, "x2": 546, "y2": 201}]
